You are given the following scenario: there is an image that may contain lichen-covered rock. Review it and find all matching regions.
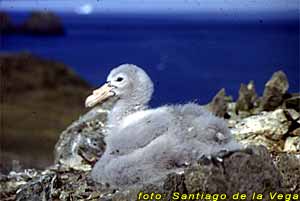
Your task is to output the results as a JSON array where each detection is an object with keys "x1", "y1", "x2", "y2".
[
  {"x1": 54, "y1": 95, "x2": 117, "y2": 171},
  {"x1": 0, "y1": 169, "x2": 41, "y2": 201},
  {"x1": 238, "y1": 135, "x2": 282, "y2": 151},
  {"x1": 235, "y1": 81, "x2": 257, "y2": 113},
  {"x1": 283, "y1": 93, "x2": 300, "y2": 111},
  {"x1": 21, "y1": 11, "x2": 64, "y2": 35},
  {"x1": 14, "y1": 168, "x2": 106, "y2": 201},
  {"x1": 284, "y1": 137, "x2": 300, "y2": 153},
  {"x1": 207, "y1": 88, "x2": 230, "y2": 118},
  {"x1": 274, "y1": 153, "x2": 300, "y2": 193},
  {"x1": 16, "y1": 172, "x2": 57, "y2": 201},
  {"x1": 54, "y1": 106, "x2": 109, "y2": 171},
  {"x1": 292, "y1": 128, "x2": 300, "y2": 136},
  {"x1": 231, "y1": 108, "x2": 300, "y2": 152},
  {"x1": 185, "y1": 146, "x2": 282, "y2": 198},
  {"x1": 232, "y1": 109, "x2": 291, "y2": 142},
  {"x1": 261, "y1": 71, "x2": 289, "y2": 111},
  {"x1": 284, "y1": 109, "x2": 300, "y2": 122}
]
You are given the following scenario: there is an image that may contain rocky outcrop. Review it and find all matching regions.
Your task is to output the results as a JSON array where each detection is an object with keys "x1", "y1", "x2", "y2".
[
  {"x1": 54, "y1": 106, "x2": 108, "y2": 171},
  {"x1": 274, "y1": 153, "x2": 300, "y2": 193},
  {"x1": 207, "y1": 88, "x2": 230, "y2": 118},
  {"x1": 284, "y1": 94, "x2": 300, "y2": 111},
  {"x1": 235, "y1": 81, "x2": 257, "y2": 113},
  {"x1": 261, "y1": 71, "x2": 289, "y2": 111},
  {"x1": 224, "y1": 71, "x2": 300, "y2": 154},
  {"x1": 231, "y1": 109, "x2": 299, "y2": 152}
]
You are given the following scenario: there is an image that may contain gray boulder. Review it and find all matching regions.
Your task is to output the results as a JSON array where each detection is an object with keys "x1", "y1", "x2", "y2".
[
  {"x1": 235, "y1": 81, "x2": 258, "y2": 113},
  {"x1": 261, "y1": 71, "x2": 289, "y2": 111}
]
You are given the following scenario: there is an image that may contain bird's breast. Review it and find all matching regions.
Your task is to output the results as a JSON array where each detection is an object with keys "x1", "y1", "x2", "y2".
[{"x1": 119, "y1": 108, "x2": 168, "y2": 129}]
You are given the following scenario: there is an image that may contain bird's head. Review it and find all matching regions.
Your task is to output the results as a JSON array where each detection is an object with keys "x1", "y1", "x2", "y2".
[{"x1": 85, "y1": 64, "x2": 154, "y2": 108}]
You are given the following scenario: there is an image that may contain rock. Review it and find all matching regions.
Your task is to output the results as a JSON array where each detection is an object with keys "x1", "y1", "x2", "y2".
[
  {"x1": 284, "y1": 137, "x2": 300, "y2": 153},
  {"x1": 0, "y1": 12, "x2": 14, "y2": 34},
  {"x1": 54, "y1": 92, "x2": 117, "y2": 170},
  {"x1": 2, "y1": 146, "x2": 285, "y2": 201},
  {"x1": 274, "y1": 153, "x2": 300, "y2": 193},
  {"x1": 207, "y1": 88, "x2": 230, "y2": 118},
  {"x1": 227, "y1": 102, "x2": 242, "y2": 125},
  {"x1": 231, "y1": 108, "x2": 300, "y2": 152},
  {"x1": 0, "y1": 169, "x2": 41, "y2": 200},
  {"x1": 13, "y1": 168, "x2": 101, "y2": 201},
  {"x1": 292, "y1": 128, "x2": 300, "y2": 136},
  {"x1": 237, "y1": 135, "x2": 282, "y2": 151},
  {"x1": 235, "y1": 81, "x2": 257, "y2": 113},
  {"x1": 283, "y1": 109, "x2": 300, "y2": 137},
  {"x1": 20, "y1": 11, "x2": 64, "y2": 35},
  {"x1": 284, "y1": 94, "x2": 300, "y2": 111},
  {"x1": 15, "y1": 171, "x2": 57, "y2": 201},
  {"x1": 184, "y1": 146, "x2": 282, "y2": 198},
  {"x1": 284, "y1": 109, "x2": 300, "y2": 121},
  {"x1": 54, "y1": 106, "x2": 108, "y2": 170},
  {"x1": 261, "y1": 71, "x2": 289, "y2": 111},
  {"x1": 231, "y1": 109, "x2": 291, "y2": 143}
]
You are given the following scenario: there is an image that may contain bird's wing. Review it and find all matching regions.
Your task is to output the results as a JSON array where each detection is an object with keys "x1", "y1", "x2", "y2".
[
  {"x1": 91, "y1": 134, "x2": 180, "y2": 187},
  {"x1": 105, "y1": 107, "x2": 175, "y2": 155}
]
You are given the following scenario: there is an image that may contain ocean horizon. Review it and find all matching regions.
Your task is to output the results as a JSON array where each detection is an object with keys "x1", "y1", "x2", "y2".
[{"x1": 1, "y1": 12, "x2": 299, "y2": 106}]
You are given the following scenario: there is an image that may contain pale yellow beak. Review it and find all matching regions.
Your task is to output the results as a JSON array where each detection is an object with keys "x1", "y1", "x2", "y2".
[{"x1": 85, "y1": 83, "x2": 116, "y2": 107}]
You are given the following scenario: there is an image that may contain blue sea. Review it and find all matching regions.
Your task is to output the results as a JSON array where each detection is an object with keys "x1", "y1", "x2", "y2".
[{"x1": 1, "y1": 13, "x2": 299, "y2": 106}]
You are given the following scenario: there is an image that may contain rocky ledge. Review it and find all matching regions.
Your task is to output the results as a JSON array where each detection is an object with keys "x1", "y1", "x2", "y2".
[{"x1": 1, "y1": 71, "x2": 299, "y2": 200}]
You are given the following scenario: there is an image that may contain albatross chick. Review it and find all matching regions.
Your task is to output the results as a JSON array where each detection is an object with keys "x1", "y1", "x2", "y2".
[{"x1": 85, "y1": 64, "x2": 241, "y2": 187}]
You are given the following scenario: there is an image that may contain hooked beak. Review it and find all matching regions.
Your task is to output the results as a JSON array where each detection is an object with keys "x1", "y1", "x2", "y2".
[{"x1": 85, "y1": 83, "x2": 116, "y2": 107}]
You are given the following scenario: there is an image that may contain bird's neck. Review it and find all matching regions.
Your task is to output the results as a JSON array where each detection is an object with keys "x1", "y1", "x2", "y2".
[{"x1": 107, "y1": 99, "x2": 147, "y2": 126}]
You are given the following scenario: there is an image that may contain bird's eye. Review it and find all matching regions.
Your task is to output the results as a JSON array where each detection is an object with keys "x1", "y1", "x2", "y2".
[{"x1": 116, "y1": 77, "x2": 124, "y2": 82}]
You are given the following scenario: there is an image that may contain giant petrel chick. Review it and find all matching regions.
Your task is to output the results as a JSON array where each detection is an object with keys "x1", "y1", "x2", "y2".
[{"x1": 85, "y1": 64, "x2": 240, "y2": 187}]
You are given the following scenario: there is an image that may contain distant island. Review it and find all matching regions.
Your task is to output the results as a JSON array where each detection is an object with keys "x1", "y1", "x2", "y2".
[{"x1": 0, "y1": 11, "x2": 64, "y2": 35}]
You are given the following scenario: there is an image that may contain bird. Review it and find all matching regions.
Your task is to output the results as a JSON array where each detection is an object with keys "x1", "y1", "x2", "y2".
[{"x1": 85, "y1": 64, "x2": 241, "y2": 188}]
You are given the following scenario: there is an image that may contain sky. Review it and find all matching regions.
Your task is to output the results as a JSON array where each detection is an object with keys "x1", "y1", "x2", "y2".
[{"x1": 1, "y1": 0, "x2": 299, "y2": 16}]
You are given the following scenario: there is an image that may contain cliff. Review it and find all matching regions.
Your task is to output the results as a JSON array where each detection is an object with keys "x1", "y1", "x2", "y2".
[{"x1": 0, "y1": 53, "x2": 92, "y2": 172}]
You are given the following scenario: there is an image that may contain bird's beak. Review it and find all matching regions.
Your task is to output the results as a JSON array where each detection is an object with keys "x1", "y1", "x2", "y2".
[{"x1": 85, "y1": 83, "x2": 116, "y2": 107}]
